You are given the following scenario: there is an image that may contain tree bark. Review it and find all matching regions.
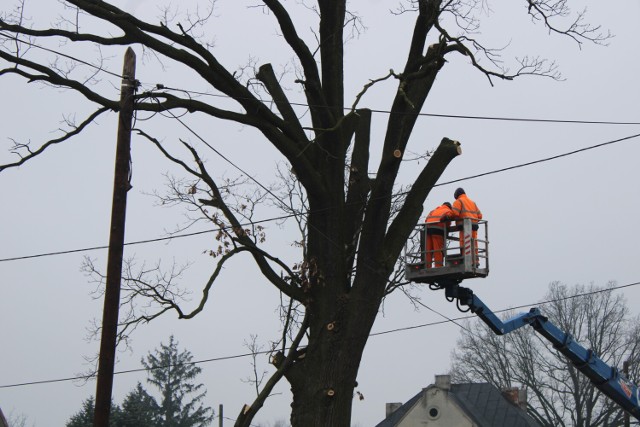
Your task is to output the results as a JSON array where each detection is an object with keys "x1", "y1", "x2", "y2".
[{"x1": 283, "y1": 136, "x2": 461, "y2": 427}]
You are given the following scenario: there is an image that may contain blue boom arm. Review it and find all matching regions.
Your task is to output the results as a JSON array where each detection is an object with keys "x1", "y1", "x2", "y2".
[{"x1": 446, "y1": 284, "x2": 640, "y2": 420}]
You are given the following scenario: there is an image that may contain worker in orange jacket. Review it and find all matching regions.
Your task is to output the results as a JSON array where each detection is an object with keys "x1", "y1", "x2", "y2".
[
  {"x1": 425, "y1": 202, "x2": 454, "y2": 268},
  {"x1": 451, "y1": 188, "x2": 482, "y2": 264}
]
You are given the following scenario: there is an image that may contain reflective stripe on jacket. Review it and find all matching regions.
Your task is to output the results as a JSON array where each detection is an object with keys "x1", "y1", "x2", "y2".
[
  {"x1": 452, "y1": 194, "x2": 482, "y2": 222},
  {"x1": 425, "y1": 204, "x2": 453, "y2": 235}
]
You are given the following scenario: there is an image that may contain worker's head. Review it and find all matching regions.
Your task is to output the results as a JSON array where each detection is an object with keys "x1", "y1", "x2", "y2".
[
  {"x1": 454, "y1": 187, "x2": 465, "y2": 199},
  {"x1": 443, "y1": 202, "x2": 452, "y2": 209}
]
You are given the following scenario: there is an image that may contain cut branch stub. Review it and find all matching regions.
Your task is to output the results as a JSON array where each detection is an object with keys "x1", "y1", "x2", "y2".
[
  {"x1": 295, "y1": 347, "x2": 307, "y2": 360},
  {"x1": 270, "y1": 351, "x2": 285, "y2": 367}
]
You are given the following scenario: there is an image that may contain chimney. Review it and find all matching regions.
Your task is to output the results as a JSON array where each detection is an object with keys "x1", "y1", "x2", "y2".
[
  {"x1": 435, "y1": 374, "x2": 451, "y2": 391},
  {"x1": 386, "y1": 402, "x2": 403, "y2": 417},
  {"x1": 502, "y1": 387, "x2": 528, "y2": 410},
  {"x1": 517, "y1": 388, "x2": 528, "y2": 410}
]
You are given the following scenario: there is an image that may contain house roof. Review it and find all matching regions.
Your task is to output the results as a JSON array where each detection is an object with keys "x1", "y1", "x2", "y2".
[
  {"x1": 449, "y1": 383, "x2": 541, "y2": 427},
  {"x1": 373, "y1": 392, "x2": 422, "y2": 427},
  {"x1": 374, "y1": 382, "x2": 541, "y2": 427}
]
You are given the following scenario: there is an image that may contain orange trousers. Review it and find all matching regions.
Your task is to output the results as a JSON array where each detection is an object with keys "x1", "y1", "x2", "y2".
[{"x1": 426, "y1": 234, "x2": 446, "y2": 268}]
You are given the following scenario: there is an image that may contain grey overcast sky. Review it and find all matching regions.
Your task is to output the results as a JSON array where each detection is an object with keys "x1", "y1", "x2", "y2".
[{"x1": 1, "y1": 1, "x2": 640, "y2": 426}]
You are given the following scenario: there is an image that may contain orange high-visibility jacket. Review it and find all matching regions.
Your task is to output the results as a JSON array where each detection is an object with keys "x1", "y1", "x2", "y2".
[
  {"x1": 425, "y1": 204, "x2": 454, "y2": 234},
  {"x1": 452, "y1": 194, "x2": 482, "y2": 224}
]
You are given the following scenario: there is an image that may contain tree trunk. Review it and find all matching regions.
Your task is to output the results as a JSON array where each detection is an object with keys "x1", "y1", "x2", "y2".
[
  {"x1": 285, "y1": 186, "x2": 386, "y2": 426},
  {"x1": 282, "y1": 136, "x2": 461, "y2": 426},
  {"x1": 286, "y1": 276, "x2": 383, "y2": 427}
]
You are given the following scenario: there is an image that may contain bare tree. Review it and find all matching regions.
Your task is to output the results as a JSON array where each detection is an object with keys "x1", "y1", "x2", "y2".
[
  {"x1": 450, "y1": 281, "x2": 640, "y2": 427},
  {"x1": 3, "y1": 409, "x2": 33, "y2": 427},
  {"x1": 241, "y1": 334, "x2": 269, "y2": 397},
  {"x1": 0, "y1": 1, "x2": 609, "y2": 426}
]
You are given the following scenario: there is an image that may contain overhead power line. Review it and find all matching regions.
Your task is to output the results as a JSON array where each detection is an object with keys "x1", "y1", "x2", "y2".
[
  {"x1": 0, "y1": 213, "x2": 296, "y2": 262},
  {"x1": 0, "y1": 31, "x2": 125, "y2": 80},
  {"x1": 1, "y1": 280, "x2": 638, "y2": 390},
  {"x1": 1, "y1": 132, "x2": 639, "y2": 263},
  {"x1": 159, "y1": 85, "x2": 640, "y2": 126},
  {"x1": 0, "y1": 350, "x2": 258, "y2": 389},
  {"x1": 370, "y1": 281, "x2": 640, "y2": 337},
  {"x1": 434, "y1": 132, "x2": 640, "y2": 187},
  {"x1": 2, "y1": 33, "x2": 639, "y2": 127},
  {"x1": 369, "y1": 110, "x2": 640, "y2": 126},
  {"x1": 2, "y1": 33, "x2": 640, "y2": 266}
]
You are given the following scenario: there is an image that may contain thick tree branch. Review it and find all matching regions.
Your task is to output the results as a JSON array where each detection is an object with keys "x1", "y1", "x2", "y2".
[
  {"x1": 402, "y1": 0, "x2": 441, "y2": 76},
  {"x1": 318, "y1": 0, "x2": 345, "y2": 118},
  {"x1": 135, "y1": 129, "x2": 305, "y2": 302},
  {"x1": 261, "y1": 0, "x2": 331, "y2": 126},
  {"x1": 382, "y1": 138, "x2": 461, "y2": 266},
  {"x1": 344, "y1": 109, "x2": 371, "y2": 276},
  {"x1": 364, "y1": 8, "x2": 444, "y2": 214},
  {"x1": 234, "y1": 314, "x2": 309, "y2": 427},
  {"x1": 0, "y1": 18, "x2": 133, "y2": 45},
  {"x1": 0, "y1": 51, "x2": 118, "y2": 107},
  {"x1": 0, "y1": 106, "x2": 110, "y2": 172},
  {"x1": 137, "y1": 92, "x2": 261, "y2": 126},
  {"x1": 174, "y1": 247, "x2": 250, "y2": 319},
  {"x1": 59, "y1": 0, "x2": 298, "y2": 134},
  {"x1": 255, "y1": 63, "x2": 310, "y2": 148},
  {"x1": 356, "y1": 44, "x2": 445, "y2": 272},
  {"x1": 135, "y1": 91, "x2": 324, "y2": 196}
]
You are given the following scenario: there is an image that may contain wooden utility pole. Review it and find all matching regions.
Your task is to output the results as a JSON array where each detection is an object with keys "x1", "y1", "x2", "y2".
[
  {"x1": 219, "y1": 404, "x2": 224, "y2": 427},
  {"x1": 93, "y1": 47, "x2": 136, "y2": 427}
]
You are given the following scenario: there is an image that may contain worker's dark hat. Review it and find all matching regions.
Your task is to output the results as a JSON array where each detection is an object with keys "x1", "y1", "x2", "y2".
[
  {"x1": 454, "y1": 188, "x2": 465, "y2": 198},
  {"x1": 443, "y1": 202, "x2": 452, "y2": 209}
]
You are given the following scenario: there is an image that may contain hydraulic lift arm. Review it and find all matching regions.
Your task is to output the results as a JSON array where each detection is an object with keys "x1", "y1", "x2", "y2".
[{"x1": 444, "y1": 282, "x2": 640, "y2": 420}]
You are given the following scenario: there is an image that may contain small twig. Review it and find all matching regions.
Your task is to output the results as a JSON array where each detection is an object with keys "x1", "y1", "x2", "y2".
[{"x1": 351, "y1": 70, "x2": 399, "y2": 111}]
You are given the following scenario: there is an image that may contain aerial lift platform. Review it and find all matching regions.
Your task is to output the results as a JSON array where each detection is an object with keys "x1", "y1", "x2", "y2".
[
  {"x1": 404, "y1": 218, "x2": 489, "y2": 283},
  {"x1": 404, "y1": 218, "x2": 640, "y2": 420}
]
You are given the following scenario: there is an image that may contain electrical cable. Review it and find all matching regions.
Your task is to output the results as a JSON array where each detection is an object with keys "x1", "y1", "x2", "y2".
[
  {"x1": 413, "y1": 299, "x2": 472, "y2": 333},
  {"x1": 3, "y1": 13, "x2": 640, "y2": 407},
  {"x1": 372, "y1": 281, "x2": 640, "y2": 337},
  {"x1": 3, "y1": 124, "x2": 635, "y2": 345},
  {"x1": 159, "y1": 109, "x2": 294, "y2": 209},
  {"x1": 157, "y1": 85, "x2": 640, "y2": 126},
  {"x1": 433, "y1": 133, "x2": 640, "y2": 187},
  {"x1": 0, "y1": 31, "x2": 125, "y2": 80},
  {"x1": 155, "y1": 106, "x2": 345, "y2": 258},
  {"x1": 0, "y1": 45, "x2": 634, "y2": 264},
  {"x1": 4, "y1": 34, "x2": 640, "y2": 400},
  {"x1": 1, "y1": 131, "x2": 638, "y2": 263},
  {"x1": 1, "y1": 280, "x2": 639, "y2": 390},
  {"x1": 0, "y1": 350, "x2": 263, "y2": 389},
  {"x1": 155, "y1": 105, "x2": 425, "y2": 324},
  {"x1": 0, "y1": 213, "x2": 296, "y2": 262},
  {"x1": 3, "y1": 29, "x2": 640, "y2": 127},
  {"x1": 3, "y1": 25, "x2": 640, "y2": 427}
]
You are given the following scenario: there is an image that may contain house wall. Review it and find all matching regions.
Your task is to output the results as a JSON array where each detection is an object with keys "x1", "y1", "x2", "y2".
[{"x1": 397, "y1": 387, "x2": 474, "y2": 427}]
